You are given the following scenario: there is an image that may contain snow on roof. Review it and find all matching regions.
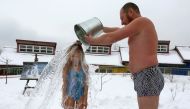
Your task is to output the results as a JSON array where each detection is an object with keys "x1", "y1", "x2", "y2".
[
  {"x1": 120, "y1": 47, "x2": 184, "y2": 65},
  {"x1": 0, "y1": 46, "x2": 54, "y2": 65},
  {"x1": 176, "y1": 46, "x2": 190, "y2": 61},
  {"x1": 85, "y1": 52, "x2": 123, "y2": 66},
  {"x1": 120, "y1": 47, "x2": 129, "y2": 63},
  {"x1": 157, "y1": 50, "x2": 184, "y2": 65}
]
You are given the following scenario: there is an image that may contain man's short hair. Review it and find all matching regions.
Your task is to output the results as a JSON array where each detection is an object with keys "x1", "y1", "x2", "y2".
[{"x1": 122, "y1": 2, "x2": 140, "y2": 14}]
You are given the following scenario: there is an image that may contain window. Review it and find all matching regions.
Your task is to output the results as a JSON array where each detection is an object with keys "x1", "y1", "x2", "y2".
[
  {"x1": 40, "y1": 46, "x2": 46, "y2": 53},
  {"x1": 107, "y1": 68, "x2": 112, "y2": 73},
  {"x1": 188, "y1": 70, "x2": 190, "y2": 76},
  {"x1": 97, "y1": 46, "x2": 103, "y2": 53},
  {"x1": 164, "y1": 67, "x2": 172, "y2": 74},
  {"x1": 100, "y1": 69, "x2": 106, "y2": 73},
  {"x1": 19, "y1": 45, "x2": 27, "y2": 52},
  {"x1": 86, "y1": 47, "x2": 90, "y2": 52},
  {"x1": 18, "y1": 44, "x2": 54, "y2": 54},
  {"x1": 91, "y1": 46, "x2": 97, "y2": 53},
  {"x1": 86, "y1": 46, "x2": 110, "y2": 54},
  {"x1": 95, "y1": 69, "x2": 100, "y2": 73},
  {"x1": 34, "y1": 46, "x2": 40, "y2": 53},
  {"x1": 103, "y1": 47, "x2": 109, "y2": 54},
  {"x1": 157, "y1": 45, "x2": 168, "y2": 52},
  {"x1": 26, "y1": 45, "x2": 33, "y2": 52},
  {"x1": 47, "y1": 47, "x2": 53, "y2": 54}
]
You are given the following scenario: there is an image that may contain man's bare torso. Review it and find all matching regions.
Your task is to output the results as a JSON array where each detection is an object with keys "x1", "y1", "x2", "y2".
[{"x1": 128, "y1": 17, "x2": 158, "y2": 73}]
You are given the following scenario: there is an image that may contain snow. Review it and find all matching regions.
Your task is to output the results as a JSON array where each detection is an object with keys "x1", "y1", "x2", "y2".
[
  {"x1": 1, "y1": 72, "x2": 190, "y2": 109},
  {"x1": 120, "y1": 47, "x2": 129, "y2": 63},
  {"x1": 176, "y1": 46, "x2": 190, "y2": 61},
  {"x1": 0, "y1": 46, "x2": 187, "y2": 67},
  {"x1": 157, "y1": 50, "x2": 184, "y2": 65},
  {"x1": 85, "y1": 52, "x2": 123, "y2": 66},
  {"x1": 120, "y1": 47, "x2": 184, "y2": 65},
  {"x1": 1, "y1": 45, "x2": 190, "y2": 109}
]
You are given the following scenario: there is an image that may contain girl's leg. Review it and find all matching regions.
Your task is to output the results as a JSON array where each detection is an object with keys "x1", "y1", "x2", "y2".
[
  {"x1": 78, "y1": 96, "x2": 87, "y2": 109},
  {"x1": 64, "y1": 97, "x2": 75, "y2": 109}
]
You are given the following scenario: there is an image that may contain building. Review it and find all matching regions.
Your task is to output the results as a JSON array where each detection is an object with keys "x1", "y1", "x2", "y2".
[
  {"x1": 0, "y1": 39, "x2": 56, "y2": 75},
  {"x1": 86, "y1": 40, "x2": 190, "y2": 75},
  {"x1": 1, "y1": 39, "x2": 190, "y2": 76},
  {"x1": 16, "y1": 39, "x2": 57, "y2": 55}
]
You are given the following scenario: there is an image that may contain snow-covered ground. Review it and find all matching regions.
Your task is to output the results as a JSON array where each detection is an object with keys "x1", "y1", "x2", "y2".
[{"x1": 0, "y1": 73, "x2": 190, "y2": 109}]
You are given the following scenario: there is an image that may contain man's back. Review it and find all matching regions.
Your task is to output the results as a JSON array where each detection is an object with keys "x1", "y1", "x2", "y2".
[{"x1": 127, "y1": 17, "x2": 158, "y2": 73}]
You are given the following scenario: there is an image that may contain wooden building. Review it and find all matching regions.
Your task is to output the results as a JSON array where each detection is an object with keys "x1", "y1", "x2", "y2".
[
  {"x1": 86, "y1": 40, "x2": 190, "y2": 75},
  {"x1": 16, "y1": 39, "x2": 57, "y2": 55},
  {"x1": 0, "y1": 39, "x2": 56, "y2": 75}
]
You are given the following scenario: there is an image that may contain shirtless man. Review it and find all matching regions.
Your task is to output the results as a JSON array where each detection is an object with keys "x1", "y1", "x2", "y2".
[{"x1": 85, "y1": 2, "x2": 164, "y2": 109}]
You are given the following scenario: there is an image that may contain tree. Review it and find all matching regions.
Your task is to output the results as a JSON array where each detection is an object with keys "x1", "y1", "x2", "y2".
[
  {"x1": 0, "y1": 56, "x2": 11, "y2": 84},
  {"x1": 0, "y1": 46, "x2": 2, "y2": 54}
]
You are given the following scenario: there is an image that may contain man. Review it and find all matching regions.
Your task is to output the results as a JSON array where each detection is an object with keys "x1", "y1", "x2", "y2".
[{"x1": 85, "y1": 2, "x2": 164, "y2": 109}]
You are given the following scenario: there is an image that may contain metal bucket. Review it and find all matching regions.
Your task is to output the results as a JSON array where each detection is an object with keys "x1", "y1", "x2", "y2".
[{"x1": 74, "y1": 17, "x2": 103, "y2": 45}]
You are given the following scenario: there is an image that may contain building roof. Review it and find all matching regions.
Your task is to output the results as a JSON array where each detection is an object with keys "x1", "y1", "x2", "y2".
[
  {"x1": 0, "y1": 45, "x2": 188, "y2": 67},
  {"x1": 120, "y1": 47, "x2": 184, "y2": 65},
  {"x1": 158, "y1": 40, "x2": 170, "y2": 45},
  {"x1": 120, "y1": 47, "x2": 129, "y2": 64},
  {"x1": 175, "y1": 46, "x2": 190, "y2": 62},
  {"x1": 16, "y1": 39, "x2": 57, "y2": 47},
  {"x1": 157, "y1": 50, "x2": 184, "y2": 65},
  {"x1": 0, "y1": 46, "x2": 53, "y2": 66},
  {"x1": 85, "y1": 52, "x2": 123, "y2": 66}
]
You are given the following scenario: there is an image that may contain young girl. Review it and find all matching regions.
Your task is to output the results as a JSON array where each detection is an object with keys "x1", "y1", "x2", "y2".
[{"x1": 62, "y1": 41, "x2": 89, "y2": 109}]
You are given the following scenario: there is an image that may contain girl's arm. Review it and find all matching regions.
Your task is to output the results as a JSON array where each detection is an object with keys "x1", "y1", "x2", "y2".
[
  {"x1": 63, "y1": 70, "x2": 68, "y2": 97},
  {"x1": 62, "y1": 69, "x2": 68, "y2": 107}
]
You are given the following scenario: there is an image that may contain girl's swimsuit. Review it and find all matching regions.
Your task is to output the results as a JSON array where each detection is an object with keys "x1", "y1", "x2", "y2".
[{"x1": 67, "y1": 68, "x2": 86, "y2": 100}]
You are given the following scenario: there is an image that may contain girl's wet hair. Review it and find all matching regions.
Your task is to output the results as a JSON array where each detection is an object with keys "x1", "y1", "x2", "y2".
[
  {"x1": 65, "y1": 40, "x2": 83, "y2": 56},
  {"x1": 75, "y1": 40, "x2": 82, "y2": 46}
]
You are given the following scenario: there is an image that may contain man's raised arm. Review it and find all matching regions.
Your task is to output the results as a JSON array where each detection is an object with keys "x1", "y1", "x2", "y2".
[{"x1": 103, "y1": 27, "x2": 120, "y2": 33}]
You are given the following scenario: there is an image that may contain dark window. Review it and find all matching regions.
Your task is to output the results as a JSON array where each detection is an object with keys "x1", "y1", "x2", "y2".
[{"x1": 158, "y1": 45, "x2": 168, "y2": 52}]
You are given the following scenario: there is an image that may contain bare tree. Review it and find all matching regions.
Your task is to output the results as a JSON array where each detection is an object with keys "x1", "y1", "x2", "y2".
[
  {"x1": 0, "y1": 56, "x2": 11, "y2": 84},
  {"x1": 0, "y1": 46, "x2": 2, "y2": 54},
  {"x1": 100, "y1": 73, "x2": 107, "y2": 91},
  {"x1": 166, "y1": 72, "x2": 174, "y2": 83},
  {"x1": 182, "y1": 82, "x2": 186, "y2": 92},
  {"x1": 170, "y1": 84, "x2": 177, "y2": 101}
]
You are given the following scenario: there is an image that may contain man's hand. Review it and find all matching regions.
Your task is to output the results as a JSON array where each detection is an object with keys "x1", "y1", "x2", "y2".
[{"x1": 85, "y1": 34, "x2": 94, "y2": 45}]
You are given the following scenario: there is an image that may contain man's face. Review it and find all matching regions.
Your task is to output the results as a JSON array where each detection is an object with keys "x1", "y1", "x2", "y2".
[{"x1": 120, "y1": 9, "x2": 133, "y2": 25}]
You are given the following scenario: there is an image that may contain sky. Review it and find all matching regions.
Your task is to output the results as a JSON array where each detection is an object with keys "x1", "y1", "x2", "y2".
[{"x1": 0, "y1": 0, "x2": 190, "y2": 49}]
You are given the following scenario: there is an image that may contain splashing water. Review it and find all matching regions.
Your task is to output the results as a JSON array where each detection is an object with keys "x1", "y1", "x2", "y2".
[
  {"x1": 24, "y1": 45, "x2": 105, "y2": 109},
  {"x1": 30, "y1": 64, "x2": 39, "y2": 78},
  {"x1": 24, "y1": 47, "x2": 68, "y2": 109}
]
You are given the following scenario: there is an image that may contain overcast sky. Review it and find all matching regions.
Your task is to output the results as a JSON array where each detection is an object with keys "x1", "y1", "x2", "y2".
[{"x1": 0, "y1": 0, "x2": 190, "y2": 49}]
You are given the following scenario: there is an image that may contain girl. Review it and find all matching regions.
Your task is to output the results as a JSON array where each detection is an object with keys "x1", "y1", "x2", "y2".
[{"x1": 62, "y1": 41, "x2": 89, "y2": 109}]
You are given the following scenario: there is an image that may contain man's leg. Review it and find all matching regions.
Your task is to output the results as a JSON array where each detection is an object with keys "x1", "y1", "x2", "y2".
[{"x1": 137, "y1": 96, "x2": 159, "y2": 109}]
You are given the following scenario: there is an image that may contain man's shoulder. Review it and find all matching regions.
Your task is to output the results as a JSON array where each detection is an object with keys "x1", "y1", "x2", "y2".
[
  {"x1": 135, "y1": 17, "x2": 152, "y2": 23},
  {"x1": 133, "y1": 17, "x2": 153, "y2": 27}
]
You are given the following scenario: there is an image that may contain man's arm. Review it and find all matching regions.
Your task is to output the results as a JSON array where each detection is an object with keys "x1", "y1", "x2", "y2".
[
  {"x1": 86, "y1": 18, "x2": 142, "y2": 45},
  {"x1": 103, "y1": 27, "x2": 120, "y2": 33}
]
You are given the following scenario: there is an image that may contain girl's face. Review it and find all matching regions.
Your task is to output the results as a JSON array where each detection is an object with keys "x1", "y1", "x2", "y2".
[{"x1": 71, "y1": 51, "x2": 82, "y2": 67}]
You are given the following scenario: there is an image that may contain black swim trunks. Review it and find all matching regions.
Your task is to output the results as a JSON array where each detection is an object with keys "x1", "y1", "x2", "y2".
[{"x1": 132, "y1": 65, "x2": 164, "y2": 97}]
